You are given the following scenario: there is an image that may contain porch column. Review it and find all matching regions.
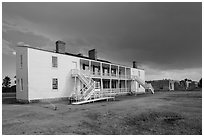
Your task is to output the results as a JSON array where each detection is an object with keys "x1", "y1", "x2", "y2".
[
  {"x1": 110, "y1": 79, "x2": 112, "y2": 92},
  {"x1": 118, "y1": 65, "x2": 120, "y2": 93},
  {"x1": 80, "y1": 60, "x2": 82, "y2": 70},
  {"x1": 101, "y1": 78, "x2": 103, "y2": 97},
  {"x1": 125, "y1": 67, "x2": 127, "y2": 92},
  {"x1": 125, "y1": 67, "x2": 127, "y2": 79},
  {"x1": 110, "y1": 64, "x2": 112, "y2": 96},
  {"x1": 118, "y1": 80, "x2": 120, "y2": 94},
  {"x1": 89, "y1": 60, "x2": 91, "y2": 75},
  {"x1": 125, "y1": 80, "x2": 127, "y2": 93},
  {"x1": 109, "y1": 64, "x2": 111, "y2": 77},
  {"x1": 100, "y1": 62, "x2": 102, "y2": 77}
]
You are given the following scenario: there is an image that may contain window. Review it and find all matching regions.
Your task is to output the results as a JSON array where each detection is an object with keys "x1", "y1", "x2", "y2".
[
  {"x1": 82, "y1": 64, "x2": 86, "y2": 70},
  {"x1": 138, "y1": 83, "x2": 140, "y2": 88},
  {"x1": 20, "y1": 55, "x2": 23, "y2": 68},
  {"x1": 52, "y1": 56, "x2": 58, "y2": 68},
  {"x1": 95, "y1": 82, "x2": 100, "y2": 89},
  {"x1": 52, "y1": 78, "x2": 58, "y2": 90},
  {"x1": 20, "y1": 78, "x2": 23, "y2": 91}
]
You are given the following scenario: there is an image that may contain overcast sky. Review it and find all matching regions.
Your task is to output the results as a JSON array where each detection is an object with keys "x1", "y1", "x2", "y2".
[{"x1": 2, "y1": 2, "x2": 202, "y2": 81}]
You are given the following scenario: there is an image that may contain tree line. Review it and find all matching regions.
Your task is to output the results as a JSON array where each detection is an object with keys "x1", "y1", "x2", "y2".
[
  {"x1": 2, "y1": 76, "x2": 16, "y2": 93},
  {"x1": 2, "y1": 76, "x2": 202, "y2": 92}
]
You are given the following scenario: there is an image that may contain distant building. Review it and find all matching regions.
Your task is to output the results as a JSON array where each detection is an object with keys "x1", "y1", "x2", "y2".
[
  {"x1": 146, "y1": 79, "x2": 175, "y2": 91},
  {"x1": 174, "y1": 81, "x2": 185, "y2": 90},
  {"x1": 187, "y1": 81, "x2": 198, "y2": 90},
  {"x1": 174, "y1": 79, "x2": 199, "y2": 91}
]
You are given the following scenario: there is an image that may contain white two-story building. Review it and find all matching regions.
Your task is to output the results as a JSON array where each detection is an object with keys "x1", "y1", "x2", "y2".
[{"x1": 16, "y1": 41, "x2": 154, "y2": 104}]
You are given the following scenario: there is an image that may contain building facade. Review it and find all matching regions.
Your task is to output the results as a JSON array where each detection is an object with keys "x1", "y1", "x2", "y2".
[
  {"x1": 146, "y1": 79, "x2": 175, "y2": 91},
  {"x1": 16, "y1": 41, "x2": 153, "y2": 103},
  {"x1": 174, "y1": 79, "x2": 199, "y2": 91}
]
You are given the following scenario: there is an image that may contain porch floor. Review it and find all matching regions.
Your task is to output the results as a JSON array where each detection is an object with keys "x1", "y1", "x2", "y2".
[{"x1": 71, "y1": 97, "x2": 115, "y2": 105}]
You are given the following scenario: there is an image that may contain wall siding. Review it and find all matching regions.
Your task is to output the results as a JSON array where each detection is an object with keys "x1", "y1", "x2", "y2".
[
  {"x1": 16, "y1": 47, "x2": 29, "y2": 101},
  {"x1": 27, "y1": 48, "x2": 80, "y2": 100}
]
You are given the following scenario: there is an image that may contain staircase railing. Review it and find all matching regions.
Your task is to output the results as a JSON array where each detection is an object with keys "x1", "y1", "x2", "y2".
[
  {"x1": 81, "y1": 82, "x2": 94, "y2": 100},
  {"x1": 132, "y1": 75, "x2": 147, "y2": 88},
  {"x1": 84, "y1": 81, "x2": 95, "y2": 100},
  {"x1": 71, "y1": 69, "x2": 96, "y2": 101},
  {"x1": 131, "y1": 75, "x2": 154, "y2": 94},
  {"x1": 71, "y1": 69, "x2": 89, "y2": 85},
  {"x1": 145, "y1": 83, "x2": 154, "y2": 94},
  {"x1": 78, "y1": 72, "x2": 90, "y2": 86}
]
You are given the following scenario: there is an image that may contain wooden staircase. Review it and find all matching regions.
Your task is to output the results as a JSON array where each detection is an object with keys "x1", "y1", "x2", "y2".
[
  {"x1": 71, "y1": 69, "x2": 114, "y2": 104},
  {"x1": 131, "y1": 75, "x2": 154, "y2": 94}
]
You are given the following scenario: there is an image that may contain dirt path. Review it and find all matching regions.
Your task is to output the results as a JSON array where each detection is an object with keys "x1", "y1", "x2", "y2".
[{"x1": 2, "y1": 91, "x2": 202, "y2": 135}]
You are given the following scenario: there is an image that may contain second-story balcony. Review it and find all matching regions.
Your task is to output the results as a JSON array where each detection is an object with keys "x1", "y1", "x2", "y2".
[
  {"x1": 80, "y1": 69, "x2": 131, "y2": 80},
  {"x1": 91, "y1": 71, "x2": 101, "y2": 77},
  {"x1": 102, "y1": 72, "x2": 110, "y2": 78},
  {"x1": 81, "y1": 69, "x2": 90, "y2": 77},
  {"x1": 111, "y1": 73, "x2": 117, "y2": 78}
]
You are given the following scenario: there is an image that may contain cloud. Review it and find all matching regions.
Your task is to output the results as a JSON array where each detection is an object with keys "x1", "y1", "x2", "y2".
[
  {"x1": 3, "y1": 28, "x2": 55, "y2": 51},
  {"x1": 2, "y1": 2, "x2": 202, "y2": 81},
  {"x1": 2, "y1": 16, "x2": 56, "y2": 41},
  {"x1": 145, "y1": 67, "x2": 202, "y2": 81},
  {"x1": 2, "y1": 39, "x2": 16, "y2": 56},
  {"x1": 17, "y1": 41, "x2": 31, "y2": 47}
]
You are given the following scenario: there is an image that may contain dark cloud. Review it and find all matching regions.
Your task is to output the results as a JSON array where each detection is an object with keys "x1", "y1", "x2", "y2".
[
  {"x1": 2, "y1": 2, "x2": 202, "y2": 80},
  {"x1": 3, "y1": 30, "x2": 54, "y2": 50}
]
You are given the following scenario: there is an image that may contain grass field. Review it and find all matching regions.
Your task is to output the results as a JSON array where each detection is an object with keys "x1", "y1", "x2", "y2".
[{"x1": 2, "y1": 90, "x2": 202, "y2": 135}]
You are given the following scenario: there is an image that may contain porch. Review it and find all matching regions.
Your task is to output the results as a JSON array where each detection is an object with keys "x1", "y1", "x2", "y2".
[{"x1": 80, "y1": 59, "x2": 131, "y2": 80}]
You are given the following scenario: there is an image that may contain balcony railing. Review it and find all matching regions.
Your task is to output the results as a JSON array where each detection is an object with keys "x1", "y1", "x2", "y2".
[
  {"x1": 103, "y1": 88, "x2": 129, "y2": 93},
  {"x1": 126, "y1": 75, "x2": 131, "y2": 79},
  {"x1": 88, "y1": 88, "x2": 132, "y2": 99},
  {"x1": 81, "y1": 69, "x2": 90, "y2": 76},
  {"x1": 102, "y1": 73, "x2": 110, "y2": 78},
  {"x1": 80, "y1": 69, "x2": 131, "y2": 79},
  {"x1": 111, "y1": 73, "x2": 117, "y2": 78},
  {"x1": 91, "y1": 71, "x2": 101, "y2": 77}
]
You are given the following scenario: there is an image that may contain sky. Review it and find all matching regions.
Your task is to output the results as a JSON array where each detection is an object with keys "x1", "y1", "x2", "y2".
[{"x1": 2, "y1": 2, "x2": 202, "y2": 81}]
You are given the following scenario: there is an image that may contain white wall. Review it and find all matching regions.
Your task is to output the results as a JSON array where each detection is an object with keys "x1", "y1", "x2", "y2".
[
  {"x1": 130, "y1": 68, "x2": 145, "y2": 93},
  {"x1": 16, "y1": 47, "x2": 29, "y2": 100},
  {"x1": 27, "y1": 48, "x2": 80, "y2": 101},
  {"x1": 16, "y1": 46, "x2": 147, "y2": 101}
]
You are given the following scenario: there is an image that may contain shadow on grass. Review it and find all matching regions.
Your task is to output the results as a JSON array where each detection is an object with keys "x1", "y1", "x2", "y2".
[
  {"x1": 76, "y1": 111, "x2": 202, "y2": 135},
  {"x1": 2, "y1": 98, "x2": 18, "y2": 104}
]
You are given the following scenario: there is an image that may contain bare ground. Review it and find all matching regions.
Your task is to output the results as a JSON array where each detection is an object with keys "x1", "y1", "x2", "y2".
[{"x1": 2, "y1": 91, "x2": 202, "y2": 135}]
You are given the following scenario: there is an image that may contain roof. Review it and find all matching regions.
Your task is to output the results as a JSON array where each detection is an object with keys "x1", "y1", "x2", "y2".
[
  {"x1": 147, "y1": 79, "x2": 175, "y2": 82},
  {"x1": 17, "y1": 45, "x2": 144, "y2": 70},
  {"x1": 64, "y1": 52, "x2": 111, "y2": 63},
  {"x1": 18, "y1": 45, "x2": 111, "y2": 63}
]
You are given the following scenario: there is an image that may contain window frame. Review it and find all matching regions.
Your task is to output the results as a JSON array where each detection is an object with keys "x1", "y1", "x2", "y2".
[
  {"x1": 52, "y1": 56, "x2": 58, "y2": 68},
  {"x1": 20, "y1": 78, "x2": 23, "y2": 91},
  {"x1": 20, "y1": 55, "x2": 23, "y2": 69},
  {"x1": 52, "y1": 78, "x2": 58, "y2": 90}
]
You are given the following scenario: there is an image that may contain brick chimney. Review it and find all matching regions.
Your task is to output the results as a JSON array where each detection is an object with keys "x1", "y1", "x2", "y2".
[
  {"x1": 133, "y1": 61, "x2": 137, "y2": 68},
  {"x1": 88, "y1": 49, "x2": 97, "y2": 60},
  {"x1": 56, "y1": 40, "x2": 66, "y2": 53},
  {"x1": 77, "y1": 53, "x2": 83, "y2": 57}
]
